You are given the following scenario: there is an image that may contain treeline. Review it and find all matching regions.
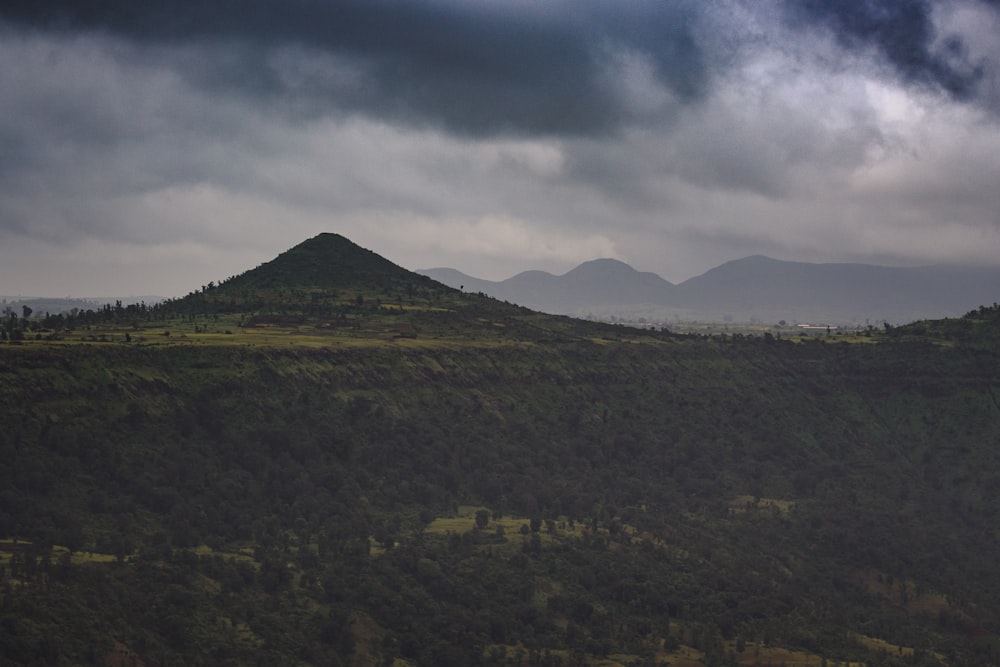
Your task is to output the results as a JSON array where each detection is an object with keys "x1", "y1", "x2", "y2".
[{"x1": 1, "y1": 300, "x2": 163, "y2": 341}]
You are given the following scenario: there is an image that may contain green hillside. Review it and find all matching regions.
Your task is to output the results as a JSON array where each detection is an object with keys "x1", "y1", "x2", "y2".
[
  {"x1": 18, "y1": 234, "x2": 670, "y2": 348},
  {"x1": 1, "y1": 236, "x2": 999, "y2": 667}
]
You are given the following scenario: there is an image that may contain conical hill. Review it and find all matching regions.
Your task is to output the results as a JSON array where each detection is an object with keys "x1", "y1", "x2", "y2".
[
  {"x1": 219, "y1": 233, "x2": 433, "y2": 293},
  {"x1": 156, "y1": 233, "x2": 660, "y2": 344}
]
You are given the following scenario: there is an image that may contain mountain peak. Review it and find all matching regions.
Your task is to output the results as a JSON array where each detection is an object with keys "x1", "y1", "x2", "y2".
[
  {"x1": 564, "y1": 258, "x2": 641, "y2": 278},
  {"x1": 562, "y1": 258, "x2": 674, "y2": 292},
  {"x1": 222, "y1": 233, "x2": 418, "y2": 291}
]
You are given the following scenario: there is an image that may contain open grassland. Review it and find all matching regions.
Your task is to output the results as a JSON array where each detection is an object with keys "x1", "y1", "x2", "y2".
[
  {"x1": 855, "y1": 635, "x2": 914, "y2": 659},
  {"x1": 4, "y1": 319, "x2": 534, "y2": 351},
  {"x1": 8, "y1": 298, "x2": 681, "y2": 349},
  {"x1": 0, "y1": 540, "x2": 119, "y2": 566},
  {"x1": 731, "y1": 644, "x2": 865, "y2": 667},
  {"x1": 5, "y1": 319, "x2": 879, "y2": 352},
  {"x1": 0, "y1": 540, "x2": 266, "y2": 568},
  {"x1": 426, "y1": 506, "x2": 597, "y2": 540}
]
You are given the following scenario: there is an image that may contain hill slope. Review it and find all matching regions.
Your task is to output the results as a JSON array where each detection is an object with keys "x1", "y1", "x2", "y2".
[
  {"x1": 1, "y1": 235, "x2": 1000, "y2": 666},
  {"x1": 221, "y1": 232, "x2": 421, "y2": 291},
  {"x1": 148, "y1": 233, "x2": 668, "y2": 346}
]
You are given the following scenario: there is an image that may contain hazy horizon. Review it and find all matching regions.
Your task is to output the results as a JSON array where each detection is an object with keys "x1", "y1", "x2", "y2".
[{"x1": 5, "y1": 248, "x2": 999, "y2": 305}]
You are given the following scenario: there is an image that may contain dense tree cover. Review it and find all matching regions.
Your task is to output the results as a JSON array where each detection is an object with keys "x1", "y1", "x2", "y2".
[
  {"x1": 1, "y1": 329, "x2": 999, "y2": 665},
  {"x1": 2, "y1": 235, "x2": 999, "y2": 665}
]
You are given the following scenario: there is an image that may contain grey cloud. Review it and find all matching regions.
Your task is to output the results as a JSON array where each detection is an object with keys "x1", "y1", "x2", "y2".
[
  {"x1": 5, "y1": 0, "x2": 998, "y2": 140},
  {"x1": 0, "y1": 31, "x2": 276, "y2": 243},
  {"x1": 0, "y1": 0, "x2": 710, "y2": 137},
  {"x1": 783, "y1": 0, "x2": 992, "y2": 104}
]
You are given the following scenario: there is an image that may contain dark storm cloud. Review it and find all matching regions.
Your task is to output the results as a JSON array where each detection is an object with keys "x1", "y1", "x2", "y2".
[
  {"x1": 785, "y1": 0, "x2": 988, "y2": 101},
  {"x1": 0, "y1": 0, "x2": 709, "y2": 137}
]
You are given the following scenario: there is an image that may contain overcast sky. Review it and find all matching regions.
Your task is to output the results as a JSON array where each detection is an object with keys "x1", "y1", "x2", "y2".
[{"x1": 2, "y1": 0, "x2": 1000, "y2": 297}]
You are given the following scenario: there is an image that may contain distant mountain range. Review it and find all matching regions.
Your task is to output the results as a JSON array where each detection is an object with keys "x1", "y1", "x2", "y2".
[
  {"x1": 419, "y1": 256, "x2": 1000, "y2": 325},
  {"x1": 7, "y1": 247, "x2": 999, "y2": 326}
]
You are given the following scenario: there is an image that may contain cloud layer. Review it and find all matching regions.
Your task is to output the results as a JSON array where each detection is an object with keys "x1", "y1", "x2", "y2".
[{"x1": 1, "y1": 0, "x2": 999, "y2": 295}]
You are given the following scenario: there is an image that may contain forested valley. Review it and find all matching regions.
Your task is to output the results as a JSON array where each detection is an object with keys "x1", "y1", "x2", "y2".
[{"x1": 2, "y1": 234, "x2": 999, "y2": 667}]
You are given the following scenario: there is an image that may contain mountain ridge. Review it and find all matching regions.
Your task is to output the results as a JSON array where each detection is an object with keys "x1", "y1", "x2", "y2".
[{"x1": 420, "y1": 254, "x2": 1000, "y2": 324}]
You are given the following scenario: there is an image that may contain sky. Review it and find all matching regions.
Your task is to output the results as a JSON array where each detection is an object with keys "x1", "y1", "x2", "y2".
[{"x1": 2, "y1": 0, "x2": 1000, "y2": 297}]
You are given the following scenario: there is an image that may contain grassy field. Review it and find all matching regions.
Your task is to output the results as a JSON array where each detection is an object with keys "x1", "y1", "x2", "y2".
[
  {"x1": 0, "y1": 540, "x2": 119, "y2": 567},
  {"x1": 6, "y1": 317, "x2": 882, "y2": 353},
  {"x1": 7, "y1": 320, "x2": 520, "y2": 350}
]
